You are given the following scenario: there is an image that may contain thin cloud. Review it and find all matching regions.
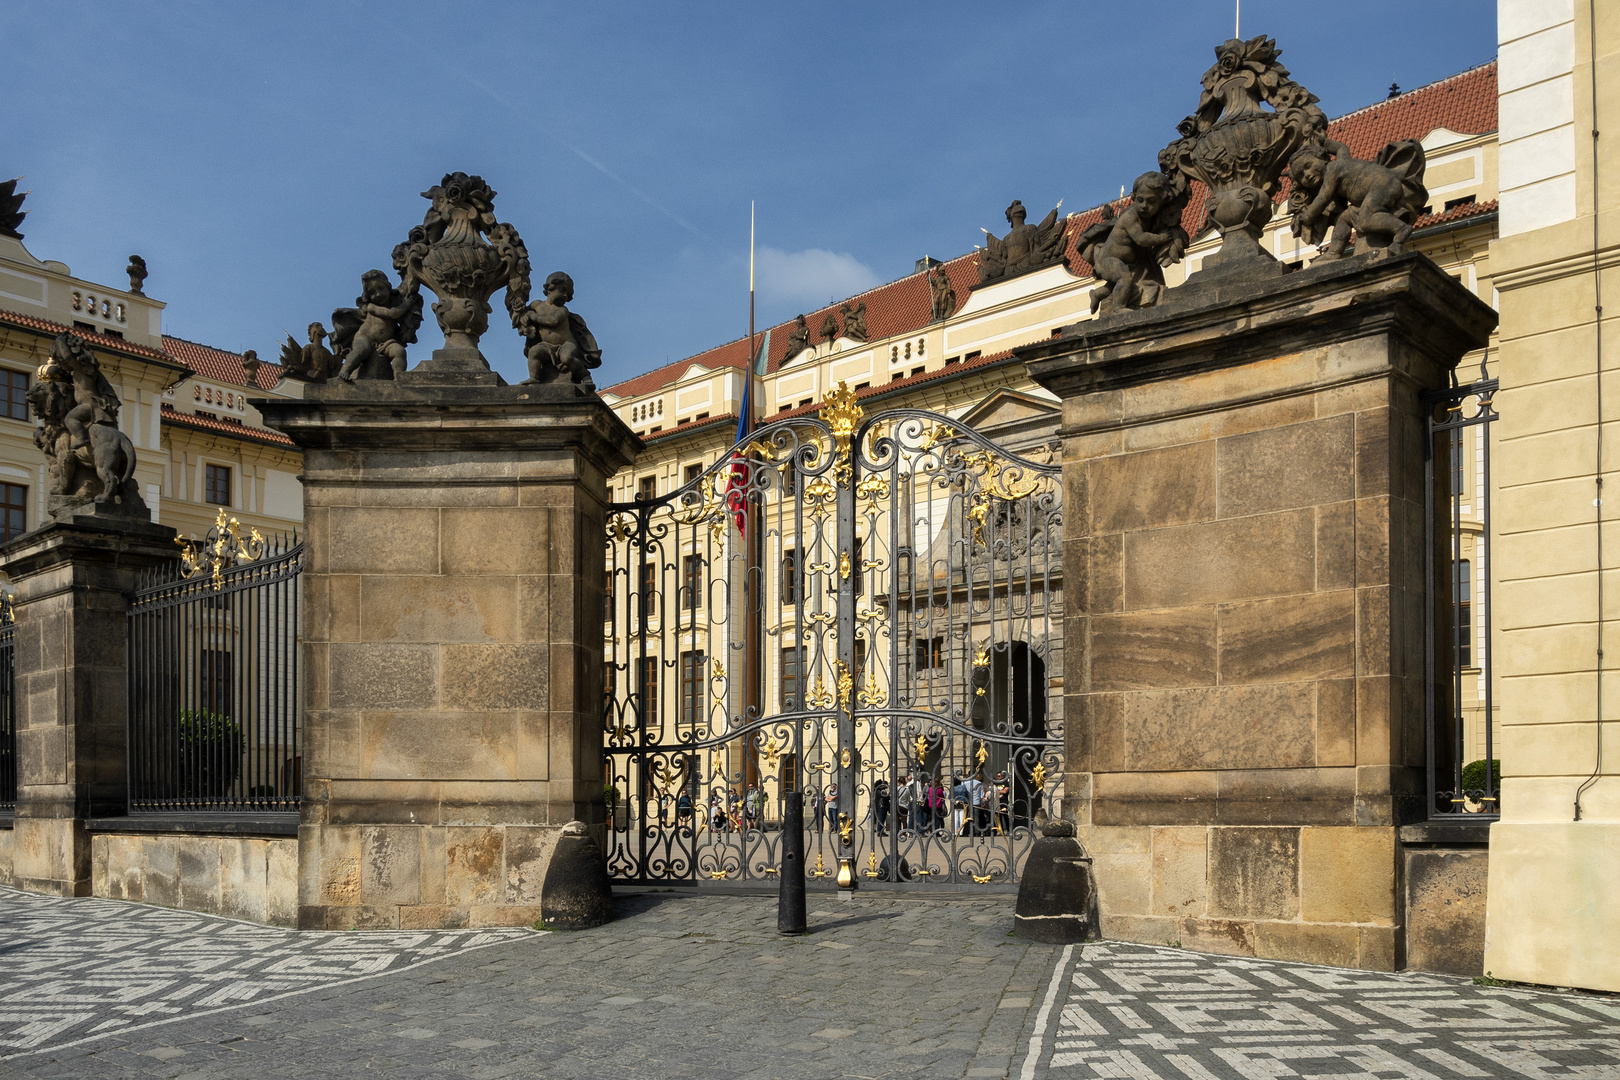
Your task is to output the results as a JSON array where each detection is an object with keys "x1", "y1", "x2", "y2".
[{"x1": 755, "y1": 247, "x2": 880, "y2": 308}]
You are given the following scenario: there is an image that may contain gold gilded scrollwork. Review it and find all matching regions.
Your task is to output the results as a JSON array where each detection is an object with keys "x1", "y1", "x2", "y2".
[
  {"x1": 761, "y1": 734, "x2": 780, "y2": 768},
  {"x1": 837, "y1": 813, "x2": 853, "y2": 845},
  {"x1": 1031, "y1": 762, "x2": 1048, "y2": 789},
  {"x1": 916, "y1": 423, "x2": 956, "y2": 452},
  {"x1": 839, "y1": 550, "x2": 851, "y2": 580},
  {"x1": 964, "y1": 454, "x2": 1047, "y2": 545},
  {"x1": 915, "y1": 734, "x2": 929, "y2": 763},
  {"x1": 836, "y1": 660, "x2": 853, "y2": 716},
  {"x1": 855, "y1": 473, "x2": 890, "y2": 507},
  {"x1": 821, "y1": 382, "x2": 863, "y2": 488},
  {"x1": 864, "y1": 852, "x2": 879, "y2": 879},
  {"x1": 176, "y1": 508, "x2": 266, "y2": 592},
  {"x1": 856, "y1": 672, "x2": 886, "y2": 708},
  {"x1": 972, "y1": 873, "x2": 993, "y2": 884},
  {"x1": 839, "y1": 748, "x2": 851, "y2": 769},
  {"x1": 810, "y1": 852, "x2": 831, "y2": 878},
  {"x1": 807, "y1": 675, "x2": 834, "y2": 710}
]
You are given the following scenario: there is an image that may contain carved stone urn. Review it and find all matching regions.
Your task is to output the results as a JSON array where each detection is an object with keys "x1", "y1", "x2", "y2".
[
  {"x1": 403, "y1": 172, "x2": 529, "y2": 376},
  {"x1": 1166, "y1": 37, "x2": 1326, "y2": 282}
]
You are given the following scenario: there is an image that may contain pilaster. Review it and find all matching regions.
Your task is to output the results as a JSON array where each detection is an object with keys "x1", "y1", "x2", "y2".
[
  {"x1": 260, "y1": 380, "x2": 638, "y2": 930},
  {"x1": 1024, "y1": 253, "x2": 1497, "y2": 969},
  {"x1": 0, "y1": 513, "x2": 178, "y2": 895}
]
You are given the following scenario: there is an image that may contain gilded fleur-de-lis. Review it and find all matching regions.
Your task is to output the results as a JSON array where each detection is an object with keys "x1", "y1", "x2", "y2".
[
  {"x1": 1031, "y1": 762, "x2": 1047, "y2": 789},
  {"x1": 761, "y1": 734, "x2": 780, "y2": 767},
  {"x1": 915, "y1": 734, "x2": 929, "y2": 763}
]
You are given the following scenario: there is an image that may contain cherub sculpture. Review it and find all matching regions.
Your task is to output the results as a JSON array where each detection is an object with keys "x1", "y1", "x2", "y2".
[
  {"x1": 28, "y1": 333, "x2": 142, "y2": 512},
  {"x1": 516, "y1": 271, "x2": 601, "y2": 387},
  {"x1": 840, "y1": 300, "x2": 868, "y2": 342},
  {"x1": 785, "y1": 314, "x2": 812, "y2": 359},
  {"x1": 1078, "y1": 172, "x2": 1189, "y2": 316},
  {"x1": 332, "y1": 269, "x2": 423, "y2": 381},
  {"x1": 278, "y1": 322, "x2": 337, "y2": 382},
  {"x1": 1287, "y1": 137, "x2": 1428, "y2": 260},
  {"x1": 978, "y1": 199, "x2": 1069, "y2": 284}
]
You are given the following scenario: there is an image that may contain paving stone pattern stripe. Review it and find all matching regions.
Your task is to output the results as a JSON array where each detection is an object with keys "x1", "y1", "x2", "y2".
[
  {"x1": 2, "y1": 886, "x2": 1616, "y2": 1078},
  {"x1": 0, "y1": 886, "x2": 536, "y2": 1059},
  {"x1": 1027, "y1": 942, "x2": 1620, "y2": 1080}
]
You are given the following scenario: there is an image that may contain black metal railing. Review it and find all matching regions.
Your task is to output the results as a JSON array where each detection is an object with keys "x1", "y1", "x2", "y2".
[
  {"x1": 127, "y1": 533, "x2": 302, "y2": 813},
  {"x1": 1424, "y1": 370, "x2": 1498, "y2": 820},
  {"x1": 0, "y1": 597, "x2": 15, "y2": 813}
]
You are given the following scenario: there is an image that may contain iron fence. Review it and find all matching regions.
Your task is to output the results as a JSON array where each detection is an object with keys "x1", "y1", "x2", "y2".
[
  {"x1": 1424, "y1": 370, "x2": 1498, "y2": 820},
  {"x1": 0, "y1": 598, "x2": 14, "y2": 813},
  {"x1": 127, "y1": 523, "x2": 303, "y2": 813}
]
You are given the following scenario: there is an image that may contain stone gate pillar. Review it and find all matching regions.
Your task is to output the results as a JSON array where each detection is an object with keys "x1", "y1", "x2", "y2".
[
  {"x1": 0, "y1": 512, "x2": 177, "y2": 895},
  {"x1": 260, "y1": 379, "x2": 637, "y2": 929},
  {"x1": 1024, "y1": 254, "x2": 1495, "y2": 969}
]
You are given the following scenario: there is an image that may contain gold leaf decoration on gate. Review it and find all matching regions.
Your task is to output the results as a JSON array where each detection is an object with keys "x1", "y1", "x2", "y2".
[
  {"x1": 838, "y1": 812, "x2": 853, "y2": 845},
  {"x1": 916, "y1": 423, "x2": 956, "y2": 452},
  {"x1": 822, "y1": 382, "x2": 863, "y2": 488},
  {"x1": 965, "y1": 455, "x2": 1047, "y2": 546},
  {"x1": 839, "y1": 549, "x2": 851, "y2": 580},
  {"x1": 836, "y1": 660, "x2": 853, "y2": 716},
  {"x1": 1031, "y1": 762, "x2": 1047, "y2": 789},
  {"x1": 972, "y1": 873, "x2": 993, "y2": 884},
  {"x1": 972, "y1": 641, "x2": 990, "y2": 668},
  {"x1": 807, "y1": 674, "x2": 834, "y2": 710},
  {"x1": 176, "y1": 508, "x2": 266, "y2": 592},
  {"x1": 915, "y1": 733, "x2": 930, "y2": 764},
  {"x1": 857, "y1": 671, "x2": 886, "y2": 708},
  {"x1": 855, "y1": 473, "x2": 890, "y2": 506},
  {"x1": 761, "y1": 734, "x2": 780, "y2": 768}
]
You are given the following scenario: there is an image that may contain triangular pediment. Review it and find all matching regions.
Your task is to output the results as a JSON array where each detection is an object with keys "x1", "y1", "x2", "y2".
[{"x1": 952, "y1": 387, "x2": 1060, "y2": 434}]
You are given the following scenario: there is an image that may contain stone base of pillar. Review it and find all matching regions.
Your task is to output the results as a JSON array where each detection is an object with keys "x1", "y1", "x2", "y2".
[
  {"x1": 0, "y1": 517, "x2": 179, "y2": 897},
  {"x1": 1025, "y1": 252, "x2": 1496, "y2": 970},
  {"x1": 260, "y1": 379, "x2": 637, "y2": 930}
]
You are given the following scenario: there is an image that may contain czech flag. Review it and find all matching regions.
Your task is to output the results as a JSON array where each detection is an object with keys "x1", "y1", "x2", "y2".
[{"x1": 724, "y1": 329, "x2": 768, "y2": 537}]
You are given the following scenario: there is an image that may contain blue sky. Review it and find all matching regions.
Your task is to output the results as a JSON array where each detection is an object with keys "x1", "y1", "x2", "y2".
[{"x1": 3, "y1": 2, "x2": 1496, "y2": 388}]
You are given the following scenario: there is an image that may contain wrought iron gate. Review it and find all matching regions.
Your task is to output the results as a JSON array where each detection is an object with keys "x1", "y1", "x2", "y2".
[
  {"x1": 1423, "y1": 368, "x2": 1498, "y2": 819},
  {"x1": 603, "y1": 385, "x2": 1063, "y2": 888},
  {"x1": 127, "y1": 512, "x2": 303, "y2": 813}
]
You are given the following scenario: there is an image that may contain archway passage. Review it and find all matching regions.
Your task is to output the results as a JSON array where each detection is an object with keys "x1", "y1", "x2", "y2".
[{"x1": 974, "y1": 642, "x2": 1047, "y2": 829}]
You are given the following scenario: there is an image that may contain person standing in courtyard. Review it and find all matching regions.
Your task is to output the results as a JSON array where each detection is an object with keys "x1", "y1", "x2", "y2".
[{"x1": 810, "y1": 786, "x2": 825, "y2": 832}]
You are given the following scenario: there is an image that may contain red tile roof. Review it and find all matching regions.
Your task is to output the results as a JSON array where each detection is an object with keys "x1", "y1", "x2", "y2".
[
  {"x1": 602, "y1": 60, "x2": 1500, "y2": 403},
  {"x1": 161, "y1": 404, "x2": 295, "y2": 447},
  {"x1": 0, "y1": 306, "x2": 179, "y2": 365},
  {"x1": 162, "y1": 335, "x2": 285, "y2": 390},
  {"x1": 644, "y1": 412, "x2": 739, "y2": 443},
  {"x1": 1412, "y1": 197, "x2": 1498, "y2": 231}
]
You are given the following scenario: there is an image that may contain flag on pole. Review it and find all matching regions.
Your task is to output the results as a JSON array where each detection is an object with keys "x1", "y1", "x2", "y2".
[{"x1": 725, "y1": 328, "x2": 769, "y2": 536}]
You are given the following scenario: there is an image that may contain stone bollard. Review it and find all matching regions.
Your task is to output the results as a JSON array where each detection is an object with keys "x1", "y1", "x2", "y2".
[
  {"x1": 539, "y1": 821, "x2": 612, "y2": 930},
  {"x1": 1014, "y1": 819, "x2": 1097, "y2": 943}
]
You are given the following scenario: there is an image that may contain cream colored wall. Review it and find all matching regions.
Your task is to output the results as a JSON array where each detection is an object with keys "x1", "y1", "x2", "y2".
[
  {"x1": 1484, "y1": 0, "x2": 1620, "y2": 993},
  {"x1": 0, "y1": 230, "x2": 306, "y2": 541}
]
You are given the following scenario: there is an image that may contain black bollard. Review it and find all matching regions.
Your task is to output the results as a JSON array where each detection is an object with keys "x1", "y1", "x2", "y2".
[{"x1": 778, "y1": 791, "x2": 807, "y2": 934}]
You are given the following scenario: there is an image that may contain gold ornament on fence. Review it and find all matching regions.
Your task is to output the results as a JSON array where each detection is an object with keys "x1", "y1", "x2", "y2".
[
  {"x1": 822, "y1": 382, "x2": 863, "y2": 488},
  {"x1": 1031, "y1": 762, "x2": 1047, "y2": 789},
  {"x1": 176, "y1": 508, "x2": 266, "y2": 591}
]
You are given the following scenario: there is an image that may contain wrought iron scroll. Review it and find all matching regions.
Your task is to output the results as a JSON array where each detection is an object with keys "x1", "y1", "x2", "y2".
[{"x1": 603, "y1": 383, "x2": 1063, "y2": 888}]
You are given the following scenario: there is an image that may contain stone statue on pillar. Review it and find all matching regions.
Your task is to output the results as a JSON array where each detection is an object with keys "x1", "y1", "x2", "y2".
[
  {"x1": 785, "y1": 314, "x2": 812, "y2": 358},
  {"x1": 332, "y1": 269, "x2": 423, "y2": 382},
  {"x1": 28, "y1": 332, "x2": 146, "y2": 518},
  {"x1": 978, "y1": 200, "x2": 1069, "y2": 284},
  {"x1": 516, "y1": 271, "x2": 602, "y2": 387},
  {"x1": 1287, "y1": 137, "x2": 1428, "y2": 260},
  {"x1": 1159, "y1": 36, "x2": 1327, "y2": 282}
]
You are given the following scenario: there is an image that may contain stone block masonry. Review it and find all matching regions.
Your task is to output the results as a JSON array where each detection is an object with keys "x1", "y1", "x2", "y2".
[
  {"x1": 260, "y1": 379, "x2": 638, "y2": 929},
  {"x1": 1025, "y1": 253, "x2": 1497, "y2": 970}
]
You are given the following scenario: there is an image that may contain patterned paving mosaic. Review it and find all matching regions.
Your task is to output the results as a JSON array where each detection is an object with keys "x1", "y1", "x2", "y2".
[
  {"x1": 0, "y1": 886, "x2": 537, "y2": 1060},
  {"x1": 1023, "y1": 942, "x2": 1620, "y2": 1080}
]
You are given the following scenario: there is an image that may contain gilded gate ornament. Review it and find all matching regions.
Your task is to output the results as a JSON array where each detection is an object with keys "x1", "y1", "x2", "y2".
[
  {"x1": 177, "y1": 508, "x2": 267, "y2": 591},
  {"x1": 821, "y1": 381, "x2": 863, "y2": 488}
]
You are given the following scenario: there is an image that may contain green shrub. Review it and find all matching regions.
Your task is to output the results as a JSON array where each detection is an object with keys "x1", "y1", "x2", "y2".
[
  {"x1": 178, "y1": 709, "x2": 244, "y2": 799},
  {"x1": 603, "y1": 782, "x2": 621, "y2": 814},
  {"x1": 1460, "y1": 759, "x2": 1502, "y2": 806}
]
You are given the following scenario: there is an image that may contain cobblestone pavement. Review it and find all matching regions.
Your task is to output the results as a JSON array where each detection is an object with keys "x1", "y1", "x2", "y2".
[{"x1": 1, "y1": 885, "x2": 1615, "y2": 1079}]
